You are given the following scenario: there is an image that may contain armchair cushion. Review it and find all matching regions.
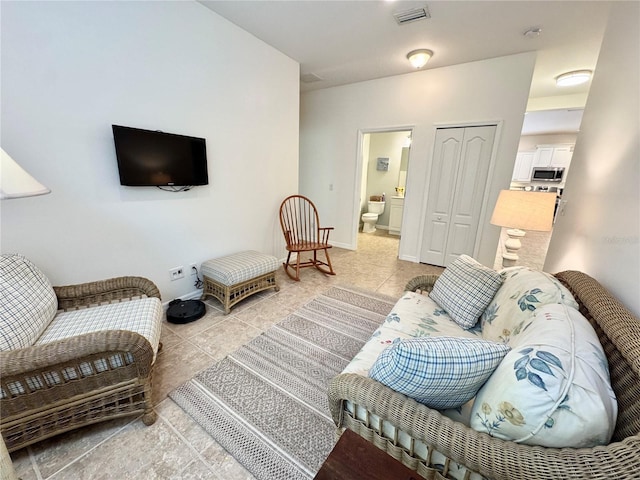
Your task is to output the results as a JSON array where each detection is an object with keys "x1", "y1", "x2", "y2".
[
  {"x1": 429, "y1": 255, "x2": 503, "y2": 329},
  {"x1": 0, "y1": 254, "x2": 57, "y2": 351},
  {"x1": 36, "y1": 297, "x2": 163, "y2": 356}
]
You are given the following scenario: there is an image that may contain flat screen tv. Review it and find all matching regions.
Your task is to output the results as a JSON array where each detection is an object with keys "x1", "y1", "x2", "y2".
[{"x1": 112, "y1": 125, "x2": 208, "y2": 187}]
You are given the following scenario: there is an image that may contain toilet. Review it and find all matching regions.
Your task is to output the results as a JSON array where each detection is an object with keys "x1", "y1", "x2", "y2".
[{"x1": 361, "y1": 199, "x2": 386, "y2": 233}]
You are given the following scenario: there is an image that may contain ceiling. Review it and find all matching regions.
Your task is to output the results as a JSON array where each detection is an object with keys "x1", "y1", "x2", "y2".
[
  {"x1": 199, "y1": 0, "x2": 611, "y2": 133},
  {"x1": 521, "y1": 108, "x2": 584, "y2": 136}
]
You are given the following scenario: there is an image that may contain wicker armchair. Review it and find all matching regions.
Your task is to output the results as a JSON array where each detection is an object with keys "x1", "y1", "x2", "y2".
[
  {"x1": 0, "y1": 254, "x2": 163, "y2": 452},
  {"x1": 328, "y1": 271, "x2": 640, "y2": 480}
]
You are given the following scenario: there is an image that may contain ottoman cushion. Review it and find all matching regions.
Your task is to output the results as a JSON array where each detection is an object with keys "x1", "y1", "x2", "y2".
[{"x1": 201, "y1": 250, "x2": 279, "y2": 286}]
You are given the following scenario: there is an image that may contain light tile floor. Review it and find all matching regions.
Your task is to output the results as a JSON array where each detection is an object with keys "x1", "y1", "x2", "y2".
[{"x1": 10, "y1": 231, "x2": 444, "y2": 480}]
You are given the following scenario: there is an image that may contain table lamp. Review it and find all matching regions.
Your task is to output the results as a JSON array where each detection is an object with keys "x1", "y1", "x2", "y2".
[
  {"x1": 1, "y1": 148, "x2": 50, "y2": 199},
  {"x1": 490, "y1": 190, "x2": 556, "y2": 267}
]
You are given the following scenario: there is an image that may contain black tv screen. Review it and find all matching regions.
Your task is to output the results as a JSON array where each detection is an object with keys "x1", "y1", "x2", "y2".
[{"x1": 112, "y1": 125, "x2": 208, "y2": 186}]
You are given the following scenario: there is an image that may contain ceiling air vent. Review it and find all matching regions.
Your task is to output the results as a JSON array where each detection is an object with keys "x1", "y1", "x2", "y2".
[
  {"x1": 301, "y1": 73, "x2": 323, "y2": 83},
  {"x1": 394, "y1": 6, "x2": 431, "y2": 25}
]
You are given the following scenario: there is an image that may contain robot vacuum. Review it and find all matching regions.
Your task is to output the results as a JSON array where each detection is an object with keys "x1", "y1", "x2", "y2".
[{"x1": 166, "y1": 299, "x2": 206, "y2": 324}]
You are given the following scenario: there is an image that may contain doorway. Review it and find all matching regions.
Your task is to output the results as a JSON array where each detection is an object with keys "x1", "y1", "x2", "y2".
[
  {"x1": 356, "y1": 129, "x2": 412, "y2": 252},
  {"x1": 497, "y1": 108, "x2": 583, "y2": 270}
]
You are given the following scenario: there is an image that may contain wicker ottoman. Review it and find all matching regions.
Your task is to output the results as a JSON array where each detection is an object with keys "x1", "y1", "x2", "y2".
[{"x1": 200, "y1": 250, "x2": 279, "y2": 314}]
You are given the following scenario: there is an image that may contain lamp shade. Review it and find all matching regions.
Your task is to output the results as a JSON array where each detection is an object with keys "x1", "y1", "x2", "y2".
[
  {"x1": 490, "y1": 190, "x2": 556, "y2": 232},
  {"x1": 0, "y1": 148, "x2": 50, "y2": 199}
]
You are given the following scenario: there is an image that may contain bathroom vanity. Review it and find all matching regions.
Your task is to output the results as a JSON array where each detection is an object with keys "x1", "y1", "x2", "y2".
[{"x1": 389, "y1": 196, "x2": 404, "y2": 235}]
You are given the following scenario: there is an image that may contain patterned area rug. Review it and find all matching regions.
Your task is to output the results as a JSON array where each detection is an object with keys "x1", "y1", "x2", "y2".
[{"x1": 170, "y1": 286, "x2": 396, "y2": 480}]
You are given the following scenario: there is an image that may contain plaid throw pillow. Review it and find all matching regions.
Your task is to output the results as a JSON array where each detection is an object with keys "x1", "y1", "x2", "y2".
[
  {"x1": 369, "y1": 336, "x2": 510, "y2": 409},
  {"x1": 430, "y1": 255, "x2": 502, "y2": 329},
  {"x1": 0, "y1": 254, "x2": 57, "y2": 351}
]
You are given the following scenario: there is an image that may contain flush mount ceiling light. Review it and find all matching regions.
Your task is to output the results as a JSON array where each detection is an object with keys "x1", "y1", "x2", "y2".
[
  {"x1": 407, "y1": 49, "x2": 433, "y2": 69},
  {"x1": 556, "y1": 70, "x2": 592, "y2": 87}
]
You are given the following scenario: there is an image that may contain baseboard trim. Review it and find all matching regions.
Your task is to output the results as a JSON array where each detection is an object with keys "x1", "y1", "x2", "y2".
[
  {"x1": 330, "y1": 240, "x2": 352, "y2": 250},
  {"x1": 162, "y1": 290, "x2": 203, "y2": 310},
  {"x1": 399, "y1": 253, "x2": 418, "y2": 263}
]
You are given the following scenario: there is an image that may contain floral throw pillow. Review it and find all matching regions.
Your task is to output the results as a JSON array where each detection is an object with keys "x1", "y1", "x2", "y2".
[
  {"x1": 369, "y1": 336, "x2": 510, "y2": 409},
  {"x1": 429, "y1": 255, "x2": 503, "y2": 329},
  {"x1": 471, "y1": 303, "x2": 617, "y2": 448},
  {"x1": 480, "y1": 267, "x2": 579, "y2": 345}
]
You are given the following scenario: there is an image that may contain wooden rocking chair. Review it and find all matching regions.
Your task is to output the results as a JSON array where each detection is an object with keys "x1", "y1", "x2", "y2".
[{"x1": 279, "y1": 195, "x2": 336, "y2": 281}]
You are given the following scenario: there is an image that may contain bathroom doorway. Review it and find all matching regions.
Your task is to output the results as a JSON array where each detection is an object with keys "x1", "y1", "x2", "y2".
[{"x1": 355, "y1": 128, "x2": 412, "y2": 253}]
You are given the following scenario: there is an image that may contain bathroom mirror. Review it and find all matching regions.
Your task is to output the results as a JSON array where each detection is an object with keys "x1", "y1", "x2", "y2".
[{"x1": 397, "y1": 146, "x2": 410, "y2": 191}]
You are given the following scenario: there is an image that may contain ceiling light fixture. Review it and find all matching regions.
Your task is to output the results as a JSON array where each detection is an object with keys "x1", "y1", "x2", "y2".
[
  {"x1": 556, "y1": 70, "x2": 592, "y2": 87},
  {"x1": 407, "y1": 49, "x2": 433, "y2": 69}
]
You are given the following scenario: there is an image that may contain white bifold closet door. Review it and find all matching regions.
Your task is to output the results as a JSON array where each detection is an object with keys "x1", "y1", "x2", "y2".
[{"x1": 420, "y1": 125, "x2": 496, "y2": 267}]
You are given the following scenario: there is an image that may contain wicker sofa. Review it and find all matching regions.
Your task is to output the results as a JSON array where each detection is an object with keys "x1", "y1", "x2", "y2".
[
  {"x1": 328, "y1": 270, "x2": 640, "y2": 480},
  {"x1": 0, "y1": 254, "x2": 163, "y2": 452}
]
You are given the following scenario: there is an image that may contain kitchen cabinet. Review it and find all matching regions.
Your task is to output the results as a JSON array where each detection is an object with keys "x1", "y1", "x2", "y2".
[
  {"x1": 549, "y1": 146, "x2": 573, "y2": 167},
  {"x1": 389, "y1": 196, "x2": 404, "y2": 235},
  {"x1": 533, "y1": 144, "x2": 574, "y2": 168},
  {"x1": 532, "y1": 147, "x2": 554, "y2": 167},
  {"x1": 512, "y1": 151, "x2": 535, "y2": 181}
]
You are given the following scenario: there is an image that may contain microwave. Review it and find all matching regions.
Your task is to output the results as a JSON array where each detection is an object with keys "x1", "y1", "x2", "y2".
[{"x1": 531, "y1": 167, "x2": 564, "y2": 182}]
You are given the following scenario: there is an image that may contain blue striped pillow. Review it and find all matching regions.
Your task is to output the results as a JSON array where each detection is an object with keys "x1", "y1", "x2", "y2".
[
  {"x1": 369, "y1": 336, "x2": 510, "y2": 409},
  {"x1": 430, "y1": 255, "x2": 502, "y2": 329}
]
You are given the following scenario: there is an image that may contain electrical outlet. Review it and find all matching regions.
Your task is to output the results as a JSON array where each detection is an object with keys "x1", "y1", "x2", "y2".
[
  {"x1": 189, "y1": 263, "x2": 198, "y2": 276},
  {"x1": 169, "y1": 266, "x2": 184, "y2": 281}
]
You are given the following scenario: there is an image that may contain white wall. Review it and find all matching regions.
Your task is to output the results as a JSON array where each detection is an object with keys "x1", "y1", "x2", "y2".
[
  {"x1": 0, "y1": 1, "x2": 299, "y2": 301},
  {"x1": 300, "y1": 53, "x2": 536, "y2": 266},
  {"x1": 544, "y1": 2, "x2": 640, "y2": 316}
]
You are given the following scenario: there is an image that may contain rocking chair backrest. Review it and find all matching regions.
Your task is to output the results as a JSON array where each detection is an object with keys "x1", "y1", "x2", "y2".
[{"x1": 279, "y1": 195, "x2": 320, "y2": 247}]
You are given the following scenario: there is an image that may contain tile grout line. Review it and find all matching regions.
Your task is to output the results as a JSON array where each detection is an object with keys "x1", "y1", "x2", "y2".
[
  {"x1": 41, "y1": 416, "x2": 140, "y2": 479},
  {"x1": 26, "y1": 445, "x2": 43, "y2": 480},
  {"x1": 157, "y1": 407, "x2": 228, "y2": 480},
  {"x1": 164, "y1": 290, "x2": 277, "y2": 342}
]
